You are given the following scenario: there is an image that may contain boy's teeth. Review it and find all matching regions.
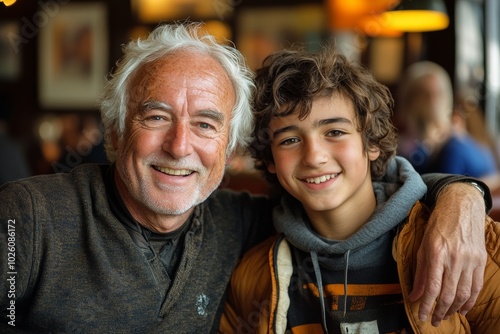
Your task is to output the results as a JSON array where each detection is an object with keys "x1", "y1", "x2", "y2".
[
  {"x1": 154, "y1": 166, "x2": 192, "y2": 176},
  {"x1": 306, "y1": 174, "x2": 337, "y2": 184}
]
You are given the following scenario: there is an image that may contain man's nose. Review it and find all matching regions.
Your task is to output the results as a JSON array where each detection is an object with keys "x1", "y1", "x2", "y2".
[{"x1": 163, "y1": 122, "x2": 193, "y2": 158}]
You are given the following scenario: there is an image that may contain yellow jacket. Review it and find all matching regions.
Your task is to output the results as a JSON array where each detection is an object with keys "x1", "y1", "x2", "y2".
[{"x1": 220, "y1": 201, "x2": 500, "y2": 333}]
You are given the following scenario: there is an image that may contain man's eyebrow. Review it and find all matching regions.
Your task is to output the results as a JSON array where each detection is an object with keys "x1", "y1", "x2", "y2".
[
  {"x1": 139, "y1": 100, "x2": 225, "y2": 124},
  {"x1": 197, "y1": 109, "x2": 225, "y2": 124},
  {"x1": 272, "y1": 117, "x2": 352, "y2": 139},
  {"x1": 140, "y1": 100, "x2": 172, "y2": 113}
]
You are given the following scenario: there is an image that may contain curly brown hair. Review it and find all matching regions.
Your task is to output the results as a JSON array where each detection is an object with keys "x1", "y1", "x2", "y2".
[{"x1": 250, "y1": 47, "x2": 397, "y2": 186}]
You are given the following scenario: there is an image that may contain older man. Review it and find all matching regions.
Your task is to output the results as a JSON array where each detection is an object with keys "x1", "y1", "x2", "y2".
[{"x1": 0, "y1": 23, "x2": 490, "y2": 333}]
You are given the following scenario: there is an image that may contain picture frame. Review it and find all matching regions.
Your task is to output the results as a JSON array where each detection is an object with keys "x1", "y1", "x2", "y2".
[
  {"x1": 0, "y1": 21, "x2": 21, "y2": 81},
  {"x1": 38, "y1": 2, "x2": 108, "y2": 109}
]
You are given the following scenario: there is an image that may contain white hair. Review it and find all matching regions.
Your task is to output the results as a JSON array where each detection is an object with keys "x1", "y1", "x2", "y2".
[{"x1": 100, "y1": 22, "x2": 255, "y2": 162}]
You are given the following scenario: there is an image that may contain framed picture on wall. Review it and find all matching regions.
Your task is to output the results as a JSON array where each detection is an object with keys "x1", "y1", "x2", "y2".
[
  {"x1": 38, "y1": 2, "x2": 108, "y2": 109},
  {"x1": 0, "y1": 21, "x2": 21, "y2": 81}
]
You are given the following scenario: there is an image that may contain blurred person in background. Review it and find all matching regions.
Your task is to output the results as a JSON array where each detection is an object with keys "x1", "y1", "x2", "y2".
[
  {"x1": 396, "y1": 61, "x2": 499, "y2": 189},
  {"x1": 452, "y1": 95, "x2": 500, "y2": 190}
]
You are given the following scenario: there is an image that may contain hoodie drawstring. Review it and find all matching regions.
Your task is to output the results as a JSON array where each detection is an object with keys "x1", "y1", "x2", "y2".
[
  {"x1": 343, "y1": 250, "x2": 351, "y2": 318},
  {"x1": 311, "y1": 251, "x2": 329, "y2": 334},
  {"x1": 310, "y1": 249, "x2": 352, "y2": 333}
]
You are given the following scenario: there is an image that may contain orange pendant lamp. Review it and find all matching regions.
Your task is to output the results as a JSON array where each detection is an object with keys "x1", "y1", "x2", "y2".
[
  {"x1": 1, "y1": 0, "x2": 17, "y2": 6},
  {"x1": 381, "y1": 0, "x2": 450, "y2": 32},
  {"x1": 329, "y1": 0, "x2": 450, "y2": 36}
]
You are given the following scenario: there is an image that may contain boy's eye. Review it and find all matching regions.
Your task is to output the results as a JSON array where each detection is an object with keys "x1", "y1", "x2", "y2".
[
  {"x1": 280, "y1": 137, "x2": 300, "y2": 146},
  {"x1": 327, "y1": 130, "x2": 344, "y2": 137}
]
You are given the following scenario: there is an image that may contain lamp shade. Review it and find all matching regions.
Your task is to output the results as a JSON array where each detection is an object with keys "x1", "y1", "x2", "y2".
[
  {"x1": 1, "y1": 0, "x2": 17, "y2": 6},
  {"x1": 382, "y1": 0, "x2": 449, "y2": 32}
]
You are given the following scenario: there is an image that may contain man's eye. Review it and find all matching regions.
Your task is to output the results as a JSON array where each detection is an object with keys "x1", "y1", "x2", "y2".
[
  {"x1": 147, "y1": 116, "x2": 164, "y2": 122},
  {"x1": 140, "y1": 115, "x2": 168, "y2": 127},
  {"x1": 199, "y1": 122, "x2": 215, "y2": 130}
]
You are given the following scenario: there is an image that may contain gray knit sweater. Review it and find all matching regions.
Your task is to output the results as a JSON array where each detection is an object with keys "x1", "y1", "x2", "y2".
[{"x1": 0, "y1": 164, "x2": 273, "y2": 333}]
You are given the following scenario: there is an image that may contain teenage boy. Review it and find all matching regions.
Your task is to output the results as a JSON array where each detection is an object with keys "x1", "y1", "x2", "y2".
[{"x1": 220, "y1": 49, "x2": 500, "y2": 333}]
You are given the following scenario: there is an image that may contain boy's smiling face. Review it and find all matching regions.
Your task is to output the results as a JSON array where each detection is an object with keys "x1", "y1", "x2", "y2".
[{"x1": 267, "y1": 93, "x2": 380, "y2": 224}]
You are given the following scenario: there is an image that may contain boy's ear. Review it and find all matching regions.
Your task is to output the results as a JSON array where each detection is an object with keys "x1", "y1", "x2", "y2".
[
  {"x1": 368, "y1": 147, "x2": 381, "y2": 161},
  {"x1": 267, "y1": 163, "x2": 276, "y2": 174}
]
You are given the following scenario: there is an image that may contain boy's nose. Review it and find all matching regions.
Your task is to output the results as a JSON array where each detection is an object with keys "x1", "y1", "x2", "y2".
[{"x1": 302, "y1": 139, "x2": 328, "y2": 167}]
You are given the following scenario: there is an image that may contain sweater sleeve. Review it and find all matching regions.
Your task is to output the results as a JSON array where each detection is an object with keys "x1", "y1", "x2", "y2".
[
  {"x1": 0, "y1": 181, "x2": 37, "y2": 327},
  {"x1": 420, "y1": 174, "x2": 492, "y2": 213}
]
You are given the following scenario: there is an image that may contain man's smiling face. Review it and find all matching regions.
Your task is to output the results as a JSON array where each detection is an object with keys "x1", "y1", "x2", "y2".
[{"x1": 113, "y1": 50, "x2": 235, "y2": 230}]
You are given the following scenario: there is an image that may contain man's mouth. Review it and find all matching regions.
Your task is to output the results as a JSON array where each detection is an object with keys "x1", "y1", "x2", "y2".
[
  {"x1": 153, "y1": 165, "x2": 194, "y2": 176},
  {"x1": 305, "y1": 173, "x2": 338, "y2": 184}
]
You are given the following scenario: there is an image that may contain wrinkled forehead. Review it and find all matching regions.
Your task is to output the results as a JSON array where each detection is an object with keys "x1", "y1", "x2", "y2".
[
  {"x1": 131, "y1": 51, "x2": 231, "y2": 90},
  {"x1": 126, "y1": 51, "x2": 236, "y2": 114}
]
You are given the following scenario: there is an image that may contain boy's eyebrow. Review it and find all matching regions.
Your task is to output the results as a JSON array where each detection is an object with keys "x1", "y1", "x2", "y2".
[
  {"x1": 272, "y1": 125, "x2": 298, "y2": 139},
  {"x1": 139, "y1": 100, "x2": 225, "y2": 124},
  {"x1": 316, "y1": 117, "x2": 352, "y2": 127},
  {"x1": 272, "y1": 117, "x2": 352, "y2": 138}
]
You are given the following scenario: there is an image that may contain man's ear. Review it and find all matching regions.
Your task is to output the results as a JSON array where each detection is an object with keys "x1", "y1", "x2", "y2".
[{"x1": 225, "y1": 152, "x2": 235, "y2": 165}]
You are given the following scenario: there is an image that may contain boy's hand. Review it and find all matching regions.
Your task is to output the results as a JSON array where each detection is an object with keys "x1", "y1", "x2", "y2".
[{"x1": 409, "y1": 182, "x2": 487, "y2": 327}]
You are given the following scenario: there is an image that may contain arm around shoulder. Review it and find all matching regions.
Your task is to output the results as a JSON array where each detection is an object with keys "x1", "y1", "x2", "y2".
[
  {"x1": 420, "y1": 173, "x2": 491, "y2": 212},
  {"x1": 409, "y1": 176, "x2": 489, "y2": 326}
]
